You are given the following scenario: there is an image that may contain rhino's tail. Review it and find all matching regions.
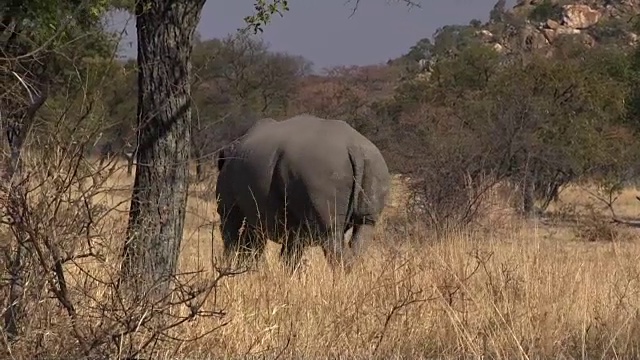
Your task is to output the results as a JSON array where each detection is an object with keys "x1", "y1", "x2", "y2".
[
  {"x1": 348, "y1": 141, "x2": 391, "y2": 228},
  {"x1": 346, "y1": 150, "x2": 360, "y2": 229},
  {"x1": 347, "y1": 145, "x2": 377, "y2": 227}
]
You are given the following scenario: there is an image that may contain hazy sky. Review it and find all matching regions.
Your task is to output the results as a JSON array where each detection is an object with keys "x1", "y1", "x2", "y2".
[{"x1": 107, "y1": 0, "x2": 516, "y2": 70}]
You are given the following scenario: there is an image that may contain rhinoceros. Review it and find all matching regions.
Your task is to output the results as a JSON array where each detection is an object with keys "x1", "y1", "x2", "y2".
[{"x1": 214, "y1": 114, "x2": 391, "y2": 273}]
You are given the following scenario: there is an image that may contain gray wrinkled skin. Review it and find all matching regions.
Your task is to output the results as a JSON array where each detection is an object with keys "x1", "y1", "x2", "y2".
[{"x1": 215, "y1": 114, "x2": 391, "y2": 274}]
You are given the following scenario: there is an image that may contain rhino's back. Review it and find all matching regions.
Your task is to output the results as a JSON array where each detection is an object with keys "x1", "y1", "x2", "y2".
[
  {"x1": 235, "y1": 115, "x2": 359, "y2": 234},
  {"x1": 281, "y1": 115, "x2": 391, "y2": 222}
]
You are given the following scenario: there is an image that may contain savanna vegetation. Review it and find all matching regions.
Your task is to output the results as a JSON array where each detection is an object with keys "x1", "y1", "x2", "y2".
[{"x1": 3, "y1": 0, "x2": 640, "y2": 358}]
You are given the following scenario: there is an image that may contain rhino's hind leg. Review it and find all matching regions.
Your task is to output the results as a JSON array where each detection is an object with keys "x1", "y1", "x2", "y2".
[
  {"x1": 321, "y1": 229, "x2": 352, "y2": 273},
  {"x1": 234, "y1": 228, "x2": 267, "y2": 269},
  {"x1": 279, "y1": 229, "x2": 305, "y2": 274},
  {"x1": 348, "y1": 222, "x2": 376, "y2": 264},
  {"x1": 219, "y1": 204, "x2": 265, "y2": 269},
  {"x1": 219, "y1": 203, "x2": 242, "y2": 266}
]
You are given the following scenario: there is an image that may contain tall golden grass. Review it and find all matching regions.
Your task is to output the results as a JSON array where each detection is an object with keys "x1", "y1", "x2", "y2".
[{"x1": 7, "y1": 160, "x2": 640, "y2": 359}]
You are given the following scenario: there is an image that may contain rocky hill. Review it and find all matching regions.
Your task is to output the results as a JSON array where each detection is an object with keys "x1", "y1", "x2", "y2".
[
  {"x1": 487, "y1": 0, "x2": 640, "y2": 53},
  {"x1": 397, "y1": 0, "x2": 640, "y2": 73}
]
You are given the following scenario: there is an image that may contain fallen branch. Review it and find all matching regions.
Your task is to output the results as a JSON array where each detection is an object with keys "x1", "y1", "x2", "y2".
[{"x1": 577, "y1": 183, "x2": 640, "y2": 229}]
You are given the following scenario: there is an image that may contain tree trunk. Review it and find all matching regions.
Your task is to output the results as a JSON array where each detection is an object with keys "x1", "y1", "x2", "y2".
[
  {"x1": 522, "y1": 176, "x2": 535, "y2": 217},
  {"x1": 127, "y1": 155, "x2": 134, "y2": 176},
  {"x1": 192, "y1": 143, "x2": 204, "y2": 182},
  {"x1": 521, "y1": 153, "x2": 535, "y2": 218},
  {"x1": 121, "y1": 0, "x2": 205, "y2": 291},
  {"x1": 125, "y1": 149, "x2": 135, "y2": 176}
]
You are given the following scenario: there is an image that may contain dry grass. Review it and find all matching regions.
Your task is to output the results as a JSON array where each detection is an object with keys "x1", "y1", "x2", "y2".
[{"x1": 7, "y1": 160, "x2": 640, "y2": 359}]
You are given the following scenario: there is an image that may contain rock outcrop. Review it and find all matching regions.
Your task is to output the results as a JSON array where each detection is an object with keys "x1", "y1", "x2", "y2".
[
  {"x1": 561, "y1": 4, "x2": 602, "y2": 29},
  {"x1": 482, "y1": 0, "x2": 640, "y2": 54},
  {"x1": 404, "y1": 0, "x2": 640, "y2": 80}
]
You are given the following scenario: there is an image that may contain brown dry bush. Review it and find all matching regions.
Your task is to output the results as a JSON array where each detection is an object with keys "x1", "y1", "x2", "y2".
[
  {"x1": 168, "y1": 212, "x2": 640, "y2": 359},
  {"x1": 0, "y1": 81, "x2": 239, "y2": 360},
  {"x1": 573, "y1": 204, "x2": 621, "y2": 242},
  {"x1": 5, "y1": 144, "x2": 640, "y2": 359},
  {"x1": 568, "y1": 180, "x2": 640, "y2": 243},
  {"x1": 376, "y1": 102, "x2": 507, "y2": 237}
]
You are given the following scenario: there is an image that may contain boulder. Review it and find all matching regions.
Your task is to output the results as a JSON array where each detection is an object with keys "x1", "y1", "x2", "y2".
[
  {"x1": 521, "y1": 24, "x2": 550, "y2": 49},
  {"x1": 476, "y1": 29, "x2": 495, "y2": 42},
  {"x1": 561, "y1": 4, "x2": 601, "y2": 29},
  {"x1": 546, "y1": 19, "x2": 560, "y2": 30},
  {"x1": 556, "y1": 26, "x2": 582, "y2": 35}
]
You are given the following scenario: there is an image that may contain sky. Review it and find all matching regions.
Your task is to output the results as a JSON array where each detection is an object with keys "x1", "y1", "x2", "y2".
[{"x1": 106, "y1": 0, "x2": 517, "y2": 71}]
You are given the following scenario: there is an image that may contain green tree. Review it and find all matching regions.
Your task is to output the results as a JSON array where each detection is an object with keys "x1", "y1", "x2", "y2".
[
  {"x1": 97, "y1": 58, "x2": 138, "y2": 174},
  {"x1": 1, "y1": 0, "x2": 121, "y2": 342},
  {"x1": 527, "y1": 0, "x2": 562, "y2": 23},
  {"x1": 484, "y1": 48, "x2": 631, "y2": 215},
  {"x1": 189, "y1": 33, "x2": 311, "y2": 181},
  {"x1": 404, "y1": 37, "x2": 434, "y2": 62},
  {"x1": 489, "y1": 0, "x2": 506, "y2": 23},
  {"x1": 430, "y1": 24, "x2": 482, "y2": 58},
  {"x1": 380, "y1": 38, "x2": 636, "y2": 226}
]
